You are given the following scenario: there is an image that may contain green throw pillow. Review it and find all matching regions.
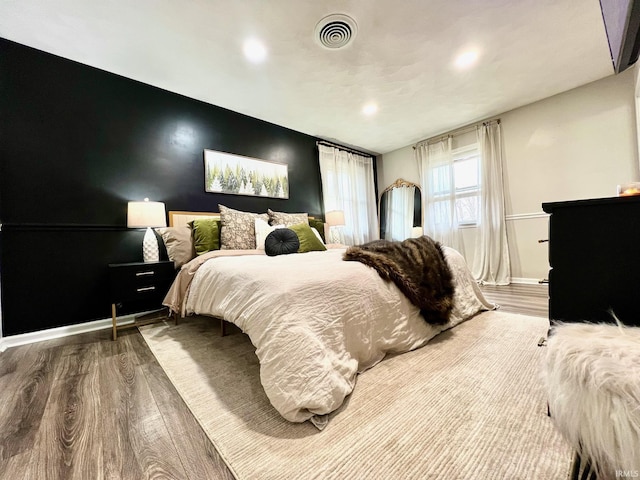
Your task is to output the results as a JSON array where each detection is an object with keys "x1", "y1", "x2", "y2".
[
  {"x1": 289, "y1": 223, "x2": 327, "y2": 253},
  {"x1": 308, "y1": 218, "x2": 326, "y2": 243},
  {"x1": 189, "y1": 219, "x2": 221, "y2": 255}
]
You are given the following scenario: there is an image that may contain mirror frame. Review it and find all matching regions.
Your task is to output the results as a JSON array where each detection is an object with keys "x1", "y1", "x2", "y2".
[{"x1": 379, "y1": 178, "x2": 422, "y2": 240}]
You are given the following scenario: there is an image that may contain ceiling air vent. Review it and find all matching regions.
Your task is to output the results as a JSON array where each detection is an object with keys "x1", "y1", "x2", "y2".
[{"x1": 314, "y1": 14, "x2": 358, "y2": 49}]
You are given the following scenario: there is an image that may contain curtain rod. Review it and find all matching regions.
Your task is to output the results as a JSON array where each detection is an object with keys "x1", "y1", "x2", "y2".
[
  {"x1": 413, "y1": 118, "x2": 501, "y2": 149},
  {"x1": 316, "y1": 140, "x2": 373, "y2": 158}
]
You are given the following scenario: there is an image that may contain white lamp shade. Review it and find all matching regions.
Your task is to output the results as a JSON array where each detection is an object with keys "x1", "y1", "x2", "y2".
[
  {"x1": 127, "y1": 199, "x2": 167, "y2": 228},
  {"x1": 325, "y1": 210, "x2": 345, "y2": 226}
]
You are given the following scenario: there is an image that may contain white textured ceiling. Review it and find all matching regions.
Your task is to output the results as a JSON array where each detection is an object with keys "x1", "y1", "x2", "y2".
[{"x1": 0, "y1": 0, "x2": 614, "y2": 154}]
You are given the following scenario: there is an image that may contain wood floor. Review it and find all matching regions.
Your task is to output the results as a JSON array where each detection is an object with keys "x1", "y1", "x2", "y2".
[
  {"x1": 0, "y1": 284, "x2": 548, "y2": 479},
  {"x1": 480, "y1": 282, "x2": 549, "y2": 318}
]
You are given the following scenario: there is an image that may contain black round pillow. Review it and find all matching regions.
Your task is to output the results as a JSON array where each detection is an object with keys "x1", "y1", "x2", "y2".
[{"x1": 265, "y1": 228, "x2": 300, "y2": 256}]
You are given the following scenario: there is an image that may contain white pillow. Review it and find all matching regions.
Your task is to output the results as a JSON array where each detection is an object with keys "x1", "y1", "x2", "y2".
[
  {"x1": 255, "y1": 218, "x2": 283, "y2": 250},
  {"x1": 311, "y1": 227, "x2": 325, "y2": 245}
]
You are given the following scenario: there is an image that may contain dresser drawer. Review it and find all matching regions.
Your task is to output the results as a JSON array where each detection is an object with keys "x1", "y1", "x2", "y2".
[{"x1": 109, "y1": 261, "x2": 175, "y2": 304}]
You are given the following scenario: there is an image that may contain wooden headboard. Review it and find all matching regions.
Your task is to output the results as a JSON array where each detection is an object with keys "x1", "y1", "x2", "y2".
[{"x1": 168, "y1": 211, "x2": 220, "y2": 227}]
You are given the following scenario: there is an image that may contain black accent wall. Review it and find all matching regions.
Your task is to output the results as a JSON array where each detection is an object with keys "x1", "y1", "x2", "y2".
[{"x1": 0, "y1": 38, "x2": 330, "y2": 336}]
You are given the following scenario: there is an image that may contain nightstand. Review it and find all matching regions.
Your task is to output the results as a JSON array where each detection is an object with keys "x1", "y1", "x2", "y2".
[{"x1": 108, "y1": 260, "x2": 176, "y2": 340}]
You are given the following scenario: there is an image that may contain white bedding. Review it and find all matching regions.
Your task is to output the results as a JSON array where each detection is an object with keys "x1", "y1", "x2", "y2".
[{"x1": 177, "y1": 246, "x2": 494, "y2": 426}]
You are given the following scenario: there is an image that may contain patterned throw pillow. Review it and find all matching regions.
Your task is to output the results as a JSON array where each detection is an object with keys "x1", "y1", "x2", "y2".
[
  {"x1": 267, "y1": 208, "x2": 308, "y2": 227},
  {"x1": 219, "y1": 204, "x2": 269, "y2": 250}
]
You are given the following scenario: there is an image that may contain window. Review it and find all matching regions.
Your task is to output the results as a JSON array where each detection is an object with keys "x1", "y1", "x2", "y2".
[
  {"x1": 432, "y1": 143, "x2": 480, "y2": 226},
  {"x1": 318, "y1": 145, "x2": 378, "y2": 244},
  {"x1": 452, "y1": 144, "x2": 480, "y2": 225}
]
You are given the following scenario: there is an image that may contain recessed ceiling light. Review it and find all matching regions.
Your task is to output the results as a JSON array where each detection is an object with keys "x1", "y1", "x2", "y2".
[
  {"x1": 454, "y1": 50, "x2": 479, "y2": 69},
  {"x1": 243, "y1": 38, "x2": 267, "y2": 63},
  {"x1": 362, "y1": 103, "x2": 378, "y2": 115}
]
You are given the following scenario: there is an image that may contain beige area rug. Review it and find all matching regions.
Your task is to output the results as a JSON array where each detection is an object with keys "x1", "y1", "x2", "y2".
[{"x1": 140, "y1": 311, "x2": 573, "y2": 480}]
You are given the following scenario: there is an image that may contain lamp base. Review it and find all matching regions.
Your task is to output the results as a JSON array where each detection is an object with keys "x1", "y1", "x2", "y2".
[
  {"x1": 328, "y1": 226, "x2": 344, "y2": 244},
  {"x1": 142, "y1": 227, "x2": 159, "y2": 263}
]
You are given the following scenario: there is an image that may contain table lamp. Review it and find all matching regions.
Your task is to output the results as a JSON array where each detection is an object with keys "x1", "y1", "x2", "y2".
[
  {"x1": 127, "y1": 198, "x2": 167, "y2": 262},
  {"x1": 325, "y1": 210, "x2": 345, "y2": 243}
]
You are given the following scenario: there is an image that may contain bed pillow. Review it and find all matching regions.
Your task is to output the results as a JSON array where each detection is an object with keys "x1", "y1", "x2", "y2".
[
  {"x1": 189, "y1": 218, "x2": 221, "y2": 255},
  {"x1": 155, "y1": 226, "x2": 195, "y2": 268},
  {"x1": 308, "y1": 218, "x2": 326, "y2": 243},
  {"x1": 310, "y1": 227, "x2": 325, "y2": 245},
  {"x1": 255, "y1": 218, "x2": 284, "y2": 250},
  {"x1": 289, "y1": 223, "x2": 327, "y2": 253},
  {"x1": 264, "y1": 228, "x2": 300, "y2": 256},
  {"x1": 219, "y1": 204, "x2": 269, "y2": 250},
  {"x1": 268, "y1": 208, "x2": 309, "y2": 227}
]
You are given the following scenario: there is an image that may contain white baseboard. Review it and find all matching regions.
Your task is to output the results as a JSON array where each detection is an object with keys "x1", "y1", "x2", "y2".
[
  {"x1": 0, "y1": 311, "x2": 156, "y2": 352},
  {"x1": 511, "y1": 277, "x2": 547, "y2": 285}
]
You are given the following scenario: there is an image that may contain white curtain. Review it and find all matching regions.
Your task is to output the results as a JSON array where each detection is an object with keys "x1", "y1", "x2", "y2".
[
  {"x1": 415, "y1": 137, "x2": 465, "y2": 254},
  {"x1": 318, "y1": 144, "x2": 379, "y2": 245},
  {"x1": 472, "y1": 121, "x2": 511, "y2": 284},
  {"x1": 384, "y1": 186, "x2": 415, "y2": 241}
]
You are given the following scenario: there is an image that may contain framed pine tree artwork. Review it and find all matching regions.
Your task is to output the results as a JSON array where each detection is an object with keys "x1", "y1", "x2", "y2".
[{"x1": 204, "y1": 149, "x2": 289, "y2": 199}]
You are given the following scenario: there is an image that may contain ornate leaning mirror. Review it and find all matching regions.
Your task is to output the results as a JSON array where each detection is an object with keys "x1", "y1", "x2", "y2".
[{"x1": 379, "y1": 178, "x2": 422, "y2": 241}]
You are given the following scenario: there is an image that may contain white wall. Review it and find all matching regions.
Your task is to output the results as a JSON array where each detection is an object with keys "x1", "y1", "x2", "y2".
[
  {"x1": 378, "y1": 67, "x2": 639, "y2": 282},
  {"x1": 378, "y1": 144, "x2": 419, "y2": 189}
]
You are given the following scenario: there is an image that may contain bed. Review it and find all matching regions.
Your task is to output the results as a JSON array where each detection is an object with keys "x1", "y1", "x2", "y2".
[{"x1": 160, "y1": 208, "x2": 494, "y2": 428}]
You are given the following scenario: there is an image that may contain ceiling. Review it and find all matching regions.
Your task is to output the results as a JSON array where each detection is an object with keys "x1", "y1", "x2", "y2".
[{"x1": 0, "y1": 1, "x2": 616, "y2": 154}]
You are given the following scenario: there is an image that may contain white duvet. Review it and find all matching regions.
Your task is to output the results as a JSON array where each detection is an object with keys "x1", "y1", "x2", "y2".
[{"x1": 177, "y1": 246, "x2": 493, "y2": 426}]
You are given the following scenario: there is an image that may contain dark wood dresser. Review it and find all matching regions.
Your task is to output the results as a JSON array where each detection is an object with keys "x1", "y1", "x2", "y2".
[{"x1": 542, "y1": 195, "x2": 640, "y2": 327}]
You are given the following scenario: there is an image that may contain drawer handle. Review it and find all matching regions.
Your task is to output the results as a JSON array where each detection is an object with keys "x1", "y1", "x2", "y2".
[
  {"x1": 136, "y1": 286, "x2": 156, "y2": 292},
  {"x1": 136, "y1": 271, "x2": 155, "y2": 277}
]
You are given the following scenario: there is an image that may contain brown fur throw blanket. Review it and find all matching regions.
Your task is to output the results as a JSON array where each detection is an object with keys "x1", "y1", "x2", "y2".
[{"x1": 343, "y1": 236, "x2": 455, "y2": 325}]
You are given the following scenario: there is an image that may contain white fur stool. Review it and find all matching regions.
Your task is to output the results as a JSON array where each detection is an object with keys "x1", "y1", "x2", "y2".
[{"x1": 544, "y1": 322, "x2": 640, "y2": 480}]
